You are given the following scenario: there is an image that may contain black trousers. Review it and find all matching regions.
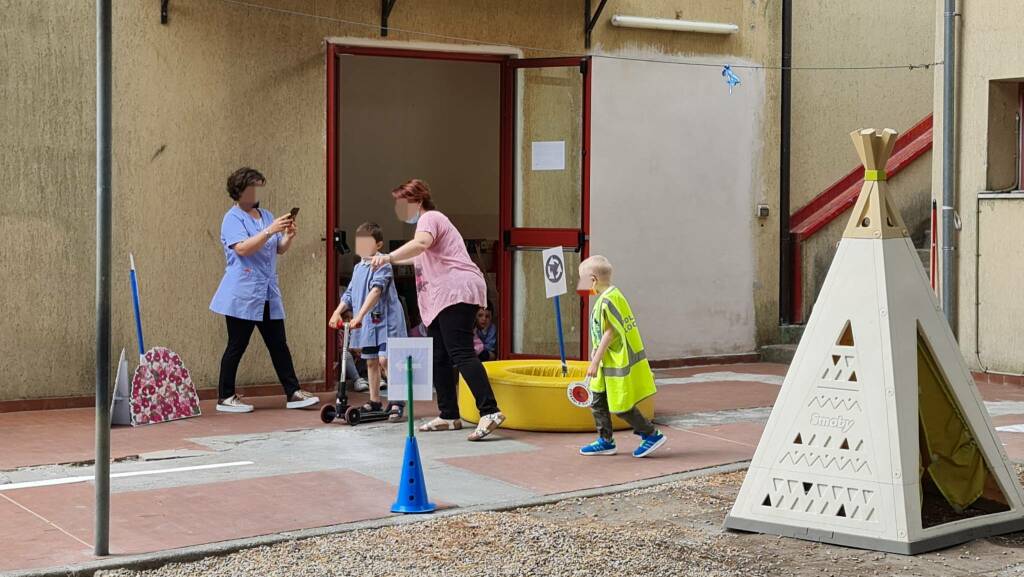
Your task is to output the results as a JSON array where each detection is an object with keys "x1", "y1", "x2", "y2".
[
  {"x1": 428, "y1": 303, "x2": 500, "y2": 420},
  {"x1": 218, "y1": 301, "x2": 300, "y2": 401}
]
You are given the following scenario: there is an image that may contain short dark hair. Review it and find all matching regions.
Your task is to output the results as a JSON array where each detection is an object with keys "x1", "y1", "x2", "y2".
[
  {"x1": 226, "y1": 167, "x2": 265, "y2": 200},
  {"x1": 356, "y1": 222, "x2": 384, "y2": 243}
]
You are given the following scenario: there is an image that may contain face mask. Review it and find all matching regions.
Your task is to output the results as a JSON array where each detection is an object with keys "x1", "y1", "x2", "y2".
[
  {"x1": 576, "y1": 275, "x2": 597, "y2": 298},
  {"x1": 396, "y1": 200, "x2": 421, "y2": 224}
]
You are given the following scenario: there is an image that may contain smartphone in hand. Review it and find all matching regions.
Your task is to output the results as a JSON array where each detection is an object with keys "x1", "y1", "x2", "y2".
[{"x1": 289, "y1": 207, "x2": 300, "y2": 219}]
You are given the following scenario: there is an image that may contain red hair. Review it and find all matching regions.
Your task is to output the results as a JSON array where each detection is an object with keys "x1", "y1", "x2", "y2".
[{"x1": 391, "y1": 179, "x2": 436, "y2": 211}]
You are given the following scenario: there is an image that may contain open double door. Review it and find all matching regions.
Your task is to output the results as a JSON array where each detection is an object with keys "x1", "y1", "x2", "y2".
[{"x1": 325, "y1": 45, "x2": 591, "y2": 385}]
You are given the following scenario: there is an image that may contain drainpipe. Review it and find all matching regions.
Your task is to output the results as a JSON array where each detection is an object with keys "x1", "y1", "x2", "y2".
[
  {"x1": 941, "y1": 0, "x2": 957, "y2": 330},
  {"x1": 778, "y1": 0, "x2": 793, "y2": 325}
]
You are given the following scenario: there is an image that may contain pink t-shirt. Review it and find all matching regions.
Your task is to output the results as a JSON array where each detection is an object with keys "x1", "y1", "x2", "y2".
[{"x1": 414, "y1": 211, "x2": 487, "y2": 327}]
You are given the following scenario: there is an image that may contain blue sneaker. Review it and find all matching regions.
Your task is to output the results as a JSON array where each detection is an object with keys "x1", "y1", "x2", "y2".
[
  {"x1": 633, "y1": 430, "x2": 666, "y2": 458},
  {"x1": 579, "y1": 437, "x2": 617, "y2": 456}
]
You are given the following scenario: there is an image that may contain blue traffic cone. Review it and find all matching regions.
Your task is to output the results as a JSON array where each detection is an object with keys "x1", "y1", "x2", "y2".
[{"x1": 391, "y1": 436, "x2": 436, "y2": 514}]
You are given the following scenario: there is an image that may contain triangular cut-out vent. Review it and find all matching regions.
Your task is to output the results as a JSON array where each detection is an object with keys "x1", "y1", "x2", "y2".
[
  {"x1": 762, "y1": 495, "x2": 772, "y2": 507},
  {"x1": 794, "y1": 433, "x2": 803, "y2": 445},
  {"x1": 837, "y1": 321, "x2": 855, "y2": 346}
]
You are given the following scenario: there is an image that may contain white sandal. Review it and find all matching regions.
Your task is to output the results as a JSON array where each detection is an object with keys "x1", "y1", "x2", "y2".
[
  {"x1": 468, "y1": 412, "x2": 506, "y2": 441},
  {"x1": 419, "y1": 417, "x2": 463, "y2": 432}
]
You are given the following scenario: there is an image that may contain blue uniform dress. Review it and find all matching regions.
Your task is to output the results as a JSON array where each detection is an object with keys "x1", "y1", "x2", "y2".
[
  {"x1": 341, "y1": 255, "x2": 408, "y2": 358},
  {"x1": 210, "y1": 206, "x2": 285, "y2": 321}
]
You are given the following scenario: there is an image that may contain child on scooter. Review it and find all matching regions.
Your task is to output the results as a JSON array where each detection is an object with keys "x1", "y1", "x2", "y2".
[{"x1": 329, "y1": 222, "x2": 408, "y2": 422}]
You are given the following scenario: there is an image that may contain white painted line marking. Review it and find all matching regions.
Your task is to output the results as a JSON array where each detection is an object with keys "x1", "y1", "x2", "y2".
[
  {"x1": 657, "y1": 371, "x2": 784, "y2": 386},
  {"x1": 0, "y1": 461, "x2": 254, "y2": 492}
]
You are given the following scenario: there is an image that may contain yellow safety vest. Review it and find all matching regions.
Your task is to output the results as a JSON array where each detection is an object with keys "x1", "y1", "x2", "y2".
[{"x1": 590, "y1": 286, "x2": 657, "y2": 413}]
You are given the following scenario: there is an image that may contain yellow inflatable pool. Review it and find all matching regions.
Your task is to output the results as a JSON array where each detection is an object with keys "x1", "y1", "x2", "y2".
[{"x1": 458, "y1": 360, "x2": 655, "y2": 432}]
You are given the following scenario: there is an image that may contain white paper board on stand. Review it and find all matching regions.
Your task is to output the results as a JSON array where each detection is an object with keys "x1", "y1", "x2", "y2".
[
  {"x1": 725, "y1": 128, "x2": 1024, "y2": 555},
  {"x1": 386, "y1": 338, "x2": 434, "y2": 401},
  {"x1": 542, "y1": 246, "x2": 568, "y2": 299}
]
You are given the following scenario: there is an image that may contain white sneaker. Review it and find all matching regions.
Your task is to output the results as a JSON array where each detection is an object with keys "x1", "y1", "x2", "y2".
[
  {"x1": 352, "y1": 378, "x2": 369, "y2": 392},
  {"x1": 286, "y1": 390, "x2": 320, "y2": 409},
  {"x1": 216, "y1": 395, "x2": 254, "y2": 413}
]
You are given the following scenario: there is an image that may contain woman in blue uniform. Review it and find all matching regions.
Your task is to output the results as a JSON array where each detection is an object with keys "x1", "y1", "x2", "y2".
[{"x1": 210, "y1": 167, "x2": 320, "y2": 413}]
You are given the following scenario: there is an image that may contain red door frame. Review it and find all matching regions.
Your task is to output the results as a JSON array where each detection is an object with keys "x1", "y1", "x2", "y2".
[
  {"x1": 499, "y1": 57, "x2": 592, "y2": 361},
  {"x1": 324, "y1": 44, "x2": 590, "y2": 385}
]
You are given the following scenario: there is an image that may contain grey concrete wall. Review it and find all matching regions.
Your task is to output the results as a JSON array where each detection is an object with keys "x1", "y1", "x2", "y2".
[{"x1": 590, "y1": 57, "x2": 763, "y2": 358}]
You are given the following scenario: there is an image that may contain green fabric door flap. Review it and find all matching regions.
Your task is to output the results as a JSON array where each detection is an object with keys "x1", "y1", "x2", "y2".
[{"x1": 917, "y1": 337, "x2": 987, "y2": 512}]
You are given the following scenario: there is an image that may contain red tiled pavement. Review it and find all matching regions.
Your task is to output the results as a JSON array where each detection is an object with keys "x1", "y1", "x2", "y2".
[
  {"x1": 655, "y1": 381, "x2": 781, "y2": 415},
  {"x1": 655, "y1": 363, "x2": 788, "y2": 379},
  {"x1": 0, "y1": 493, "x2": 93, "y2": 571},
  {"x1": 0, "y1": 469, "x2": 408, "y2": 572},
  {"x1": 0, "y1": 395, "x2": 440, "y2": 470},
  {"x1": 4, "y1": 363, "x2": 1023, "y2": 575},
  {"x1": 978, "y1": 381, "x2": 1024, "y2": 403},
  {"x1": 440, "y1": 424, "x2": 755, "y2": 495}
]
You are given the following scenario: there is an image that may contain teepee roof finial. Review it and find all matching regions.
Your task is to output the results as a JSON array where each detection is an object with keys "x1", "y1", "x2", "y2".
[{"x1": 843, "y1": 128, "x2": 908, "y2": 240}]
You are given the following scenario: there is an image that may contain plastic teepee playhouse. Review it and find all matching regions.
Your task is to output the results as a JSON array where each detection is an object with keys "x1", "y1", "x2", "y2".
[{"x1": 725, "y1": 128, "x2": 1024, "y2": 554}]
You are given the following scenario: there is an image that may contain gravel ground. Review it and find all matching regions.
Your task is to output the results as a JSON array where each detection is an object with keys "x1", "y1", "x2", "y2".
[{"x1": 98, "y1": 469, "x2": 1024, "y2": 577}]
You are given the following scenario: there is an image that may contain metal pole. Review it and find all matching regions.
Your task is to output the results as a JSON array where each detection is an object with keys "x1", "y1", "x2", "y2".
[
  {"x1": 554, "y1": 297, "x2": 567, "y2": 377},
  {"x1": 778, "y1": 0, "x2": 793, "y2": 324},
  {"x1": 941, "y1": 0, "x2": 957, "y2": 329},
  {"x1": 95, "y1": 0, "x2": 112, "y2": 557},
  {"x1": 406, "y1": 356, "x2": 414, "y2": 438}
]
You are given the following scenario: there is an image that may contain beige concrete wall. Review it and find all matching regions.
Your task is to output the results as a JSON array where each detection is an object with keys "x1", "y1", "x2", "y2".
[
  {"x1": 977, "y1": 197, "x2": 1024, "y2": 370},
  {"x1": 932, "y1": 0, "x2": 1024, "y2": 373},
  {"x1": 1, "y1": 0, "x2": 781, "y2": 401},
  {"x1": 791, "y1": 0, "x2": 935, "y2": 321}
]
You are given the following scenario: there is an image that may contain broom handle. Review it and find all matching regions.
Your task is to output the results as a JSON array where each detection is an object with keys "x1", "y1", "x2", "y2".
[{"x1": 129, "y1": 254, "x2": 145, "y2": 358}]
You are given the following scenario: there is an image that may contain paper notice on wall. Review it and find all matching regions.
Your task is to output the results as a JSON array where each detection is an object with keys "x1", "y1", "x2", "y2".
[{"x1": 531, "y1": 141, "x2": 565, "y2": 171}]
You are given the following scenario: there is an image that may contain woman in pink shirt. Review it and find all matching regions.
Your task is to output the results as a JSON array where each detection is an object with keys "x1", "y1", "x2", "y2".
[{"x1": 371, "y1": 179, "x2": 505, "y2": 441}]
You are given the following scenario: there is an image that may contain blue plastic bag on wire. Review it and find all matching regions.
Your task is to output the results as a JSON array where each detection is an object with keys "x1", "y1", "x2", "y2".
[{"x1": 722, "y1": 65, "x2": 741, "y2": 94}]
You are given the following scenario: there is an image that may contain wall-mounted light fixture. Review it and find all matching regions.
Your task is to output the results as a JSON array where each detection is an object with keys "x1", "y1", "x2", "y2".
[{"x1": 610, "y1": 15, "x2": 738, "y2": 35}]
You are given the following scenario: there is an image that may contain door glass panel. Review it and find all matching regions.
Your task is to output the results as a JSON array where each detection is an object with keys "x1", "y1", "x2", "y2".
[
  {"x1": 512, "y1": 249, "x2": 582, "y2": 356},
  {"x1": 514, "y1": 66, "x2": 583, "y2": 228}
]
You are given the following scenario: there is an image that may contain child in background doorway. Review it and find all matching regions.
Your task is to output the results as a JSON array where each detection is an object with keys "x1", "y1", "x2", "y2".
[
  {"x1": 475, "y1": 306, "x2": 497, "y2": 361},
  {"x1": 576, "y1": 255, "x2": 665, "y2": 458},
  {"x1": 329, "y1": 222, "x2": 408, "y2": 422}
]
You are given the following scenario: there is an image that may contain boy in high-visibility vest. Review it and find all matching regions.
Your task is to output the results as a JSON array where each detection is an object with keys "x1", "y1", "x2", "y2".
[{"x1": 577, "y1": 255, "x2": 666, "y2": 458}]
